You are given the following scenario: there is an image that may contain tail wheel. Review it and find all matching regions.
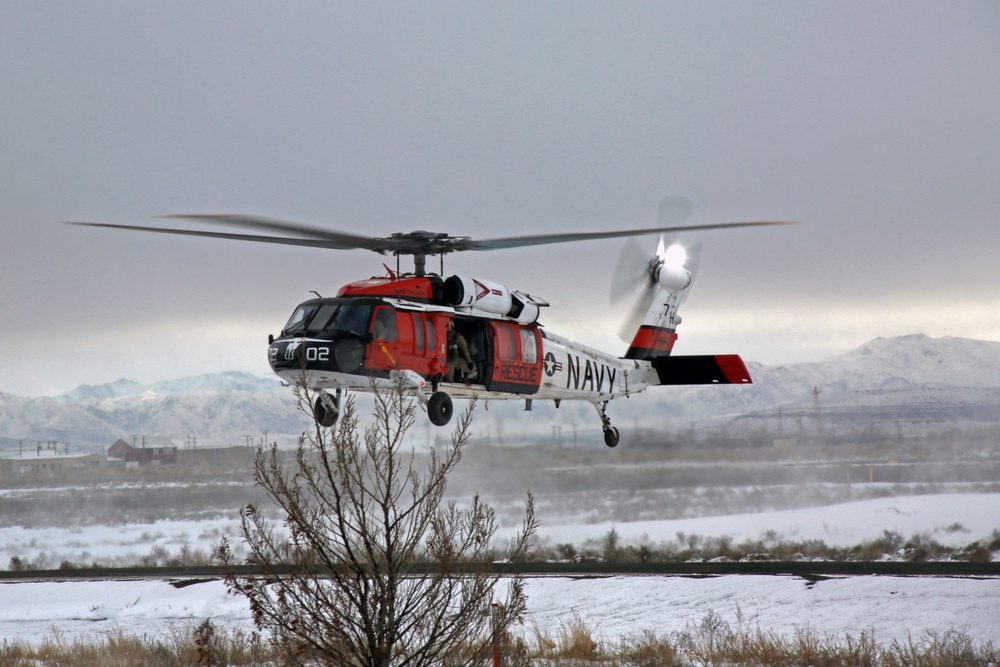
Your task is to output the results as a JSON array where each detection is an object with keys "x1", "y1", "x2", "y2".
[
  {"x1": 603, "y1": 426, "x2": 620, "y2": 448},
  {"x1": 427, "y1": 391, "x2": 453, "y2": 427},
  {"x1": 314, "y1": 393, "x2": 340, "y2": 427}
]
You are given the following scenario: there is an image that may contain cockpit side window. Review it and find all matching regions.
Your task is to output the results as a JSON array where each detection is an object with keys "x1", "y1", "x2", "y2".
[
  {"x1": 333, "y1": 304, "x2": 371, "y2": 336},
  {"x1": 371, "y1": 307, "x2": 398, "y2": 341}
]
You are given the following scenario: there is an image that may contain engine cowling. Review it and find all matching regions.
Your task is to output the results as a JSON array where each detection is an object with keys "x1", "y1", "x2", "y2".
[
  {"x1": 658, "y1": 265, "x2": 692, "y2": 292},
  {"x1": 443, "y1": 275, "x2": 542, "y2": 324}
]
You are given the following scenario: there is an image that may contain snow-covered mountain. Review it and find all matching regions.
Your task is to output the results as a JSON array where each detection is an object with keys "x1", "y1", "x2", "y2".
[
  {"x1": 3, "y1": 334, "x2": 1000, "y2": 452},
  {"x1": 0, "y1": 373, "x2": 308, "y2": 453},
  {"x1": 657, "y1": 334, "x2": 1000, "y2": 436},
  {"x1": 56, "y1": 371, "x2": 282, "y2": 401}
]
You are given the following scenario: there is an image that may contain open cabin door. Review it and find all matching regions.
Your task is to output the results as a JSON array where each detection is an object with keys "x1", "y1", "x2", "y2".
[{"x1": 486, "y1": 322, "x2": 543, "y2": 394}]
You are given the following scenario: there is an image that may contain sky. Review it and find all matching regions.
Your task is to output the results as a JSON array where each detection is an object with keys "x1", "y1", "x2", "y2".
[{"x1": 2, "y1": 1, "x2": 999, "y2": 397}]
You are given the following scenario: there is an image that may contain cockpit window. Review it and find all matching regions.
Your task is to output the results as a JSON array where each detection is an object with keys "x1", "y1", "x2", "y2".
[
  {"x1": 333, "y1": 304, "x2": 371, "y2": 336},
  {"x1": 282, "y1": 301, "x2": 372, "y2": 337},
  {"x1": 371, "y1": 307, "x2": 398, "y2": 341},
  {"x1": 307, "y1": 304, "x2": 340, "y2": 332},
  {"x1": 283, "y1": 305, "x2": 317, "y2": 335}
]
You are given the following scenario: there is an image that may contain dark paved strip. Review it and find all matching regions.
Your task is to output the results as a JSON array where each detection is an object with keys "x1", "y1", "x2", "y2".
[{"x1": 1, "y1": 560, "x2": 998, "y2": 582}]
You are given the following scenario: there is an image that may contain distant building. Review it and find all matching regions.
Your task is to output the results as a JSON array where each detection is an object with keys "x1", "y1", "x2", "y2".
[
  {"x1": 107, "y1": 438, "x2": 178, "y2": 466},
  {"x1": 0, "y1": 450, "x2": 107, "y2": 476}
]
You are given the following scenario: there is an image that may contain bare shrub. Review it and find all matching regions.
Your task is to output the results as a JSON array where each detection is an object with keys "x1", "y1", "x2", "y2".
[{"x1": 219, "y1": 380, "x2": 537, "y2": 667}]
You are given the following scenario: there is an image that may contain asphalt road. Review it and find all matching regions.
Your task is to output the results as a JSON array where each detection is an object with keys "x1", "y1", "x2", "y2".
[{"x1": 2, "y1": 560, "x2": 998, "y2": 584}]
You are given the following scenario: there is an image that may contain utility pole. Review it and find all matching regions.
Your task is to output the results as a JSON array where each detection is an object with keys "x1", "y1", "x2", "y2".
[{"x1": 811, "y1": 386, "x2": 823, "y2": 439}]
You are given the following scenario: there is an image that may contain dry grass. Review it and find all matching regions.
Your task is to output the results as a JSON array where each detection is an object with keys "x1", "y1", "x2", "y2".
[
  {"x1": 519, "y1": 611, "x2": 999, "y2": 667},
  {"x1": 1, "y1": 616, "x2": 997, "y2": 666},
  {"x1": 532, "y1": 527, "x2": 1000, "y2": 565},
  {"x1": 0, "y1": 622, "x2": 270, "y2": 667}
]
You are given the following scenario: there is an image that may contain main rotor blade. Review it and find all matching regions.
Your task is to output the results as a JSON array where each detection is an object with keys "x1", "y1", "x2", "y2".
[
  {"x1": 161, "y1": 214, "x2": 381, "y2": 248},
  {"x1": 462, "y1": 220, "x2": 795, "y2": 251},
  {"x1": 64, "y1": 221, "x2": 378, "y2": 251}
]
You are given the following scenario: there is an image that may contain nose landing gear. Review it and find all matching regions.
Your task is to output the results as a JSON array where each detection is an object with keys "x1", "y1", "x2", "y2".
[{"x1": 594, "y1": 401, "x2": 620, "y2": 448}]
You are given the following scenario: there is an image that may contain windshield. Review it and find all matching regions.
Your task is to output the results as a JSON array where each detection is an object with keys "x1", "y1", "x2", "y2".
[{"x1": 282, "y1": 301, "x2": 372, "y2": 337}]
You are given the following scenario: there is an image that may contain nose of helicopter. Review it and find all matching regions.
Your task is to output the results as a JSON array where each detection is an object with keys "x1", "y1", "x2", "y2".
[{"x1": 267, "y1": 336, "x2": 366, "y2": 376}]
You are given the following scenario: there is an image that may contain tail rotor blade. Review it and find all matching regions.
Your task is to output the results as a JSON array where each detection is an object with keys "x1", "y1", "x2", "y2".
[
  {"x1": 610, "y1": 235, "x2": 655, "y2": 305},
  {"x1": 658, "y1": 196, "x2": 694, "y2": 228},
  {"x1": 616, "y1": 281, "x2": 659, "y2": 342}
]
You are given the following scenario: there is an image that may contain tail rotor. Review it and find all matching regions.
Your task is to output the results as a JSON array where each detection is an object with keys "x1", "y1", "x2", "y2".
[{"x1": 610, "y1": 196, "x2": 701, "y2": 342}]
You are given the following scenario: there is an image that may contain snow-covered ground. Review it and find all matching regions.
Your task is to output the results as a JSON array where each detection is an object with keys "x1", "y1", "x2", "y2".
[
  {"x1": 5, "y1": 493, "x2": 998, "y2": 569},
  {"x1": 0, "y1": 516, "x2": 241, "y2": 568},
  {"x1": 2, "y1": 574, "x2": 998, "y2": 648},
  {"x1": 1, "y1": 493, "x2": 998, "y2": 646},
  {"x1": 530, "y1": 492, "x2": 1000, "y2": 549}
]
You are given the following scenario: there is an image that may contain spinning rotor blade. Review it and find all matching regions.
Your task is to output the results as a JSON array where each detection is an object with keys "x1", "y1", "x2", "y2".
[
  {"x1": 64, "y1": 220, "x2": 378, "y2": 251},
  {"x1": 161, "y1": 214, "x2": 381, "y2": 246},
  {"x1": 67, "y1": 202, "x2": 794, "y2": 261},
  {"x1": 610, "y1": 197, "x2": 706, "y2": 342},
  {"x1": 609, "y1": 235, "x2": 655, "y2": 305},
  {"x1": 611, "y1": 234, "x2": 668, "y2": 343},
  {"x1": 67, "y1": 216, "x2": 465, "y2": 256},
  {"x1": 463, "y1": 218, "x2": 792, "y2": 251},
  {"x1": 616, "y1": 269, "x2": 662, "y2": 342},
  {"x1": 657, "y1": 196, "x2": 702, "y2": 303},
  {"x1": 657, "y1": 195, "x2": 694, "y2": 228}
]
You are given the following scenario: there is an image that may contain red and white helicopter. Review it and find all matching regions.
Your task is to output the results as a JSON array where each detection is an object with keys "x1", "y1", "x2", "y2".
[{"x1": 71, "y1": 198, "x2": 791, "y2": 447}]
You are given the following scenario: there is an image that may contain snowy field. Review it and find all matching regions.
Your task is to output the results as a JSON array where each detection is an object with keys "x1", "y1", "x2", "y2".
[
  {"x1": 528, "y1": 492, "x2": 1000, "y2": 549},
  {"x1": 1, "y1": 493, "x2": 998, "y2": 646},
  {"x1": 3, "y1": 574, "x2": 998, "y2": 648},
  {"x1": 5, "y1": 491, "x2": 999, "y2": 570}
]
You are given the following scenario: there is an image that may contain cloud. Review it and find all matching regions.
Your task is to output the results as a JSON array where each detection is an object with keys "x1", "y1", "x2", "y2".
[{"x1": 2, "y1": 2, "x2": 998, "y2": 396}]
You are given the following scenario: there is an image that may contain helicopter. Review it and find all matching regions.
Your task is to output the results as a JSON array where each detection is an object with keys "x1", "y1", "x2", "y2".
[{"x1": 69, "y1": 198, "x2": 792, "y2": 447}]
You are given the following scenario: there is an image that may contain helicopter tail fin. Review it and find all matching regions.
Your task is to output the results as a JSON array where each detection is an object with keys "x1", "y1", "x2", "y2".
[
  {"x1": 622, "y1": 316, "x2": 753, "y2": 384},
  {"x1": 624, "y1": 324, "x2": 678, "y2": 360},
  {"x1": 653, "y1": 354, "x2": 753, "y2": 385}
]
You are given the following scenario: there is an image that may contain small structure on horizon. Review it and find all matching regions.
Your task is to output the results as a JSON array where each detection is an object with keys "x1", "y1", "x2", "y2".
[
  {"x1": 107, "y1": 438, "x2": 177, "y2": 467},
  {"x1": 0, "y1": 449, "x2": 107, "y2": 475}
]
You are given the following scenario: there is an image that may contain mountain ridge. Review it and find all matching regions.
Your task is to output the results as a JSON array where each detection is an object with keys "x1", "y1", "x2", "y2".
[
  {"x1": 56, "y1": 371, "x2": 283, "y2": 402},
  {"x1": 3, "y1": 333, "x2": 1000, "y2": 451}
]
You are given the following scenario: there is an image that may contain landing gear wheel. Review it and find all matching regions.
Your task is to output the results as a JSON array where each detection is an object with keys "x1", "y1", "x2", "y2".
[
  {"x1": 427, "y1": 391, "x2": 454, "y2": 426},
  {"x1": 314, "y1": 393, "x2": 340, "y2": 427},
  {"x1": 593, "y1": 401, "x2": 619, "y2": 448}
]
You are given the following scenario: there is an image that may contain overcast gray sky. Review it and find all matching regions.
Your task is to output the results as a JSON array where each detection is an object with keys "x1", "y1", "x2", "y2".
[{"x1": 2, "y1": 1, "x2": 998, "y2": 397}]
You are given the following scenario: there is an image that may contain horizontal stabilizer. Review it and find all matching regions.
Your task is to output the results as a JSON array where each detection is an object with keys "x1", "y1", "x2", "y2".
[{"x1": 653, "y1": 354, "x2": 752, "y2": 385}]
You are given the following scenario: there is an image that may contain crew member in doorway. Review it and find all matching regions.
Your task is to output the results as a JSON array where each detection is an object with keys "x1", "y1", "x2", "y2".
[{"x1": 446, "y1": 321, "x2": 477, "y2": 382}]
